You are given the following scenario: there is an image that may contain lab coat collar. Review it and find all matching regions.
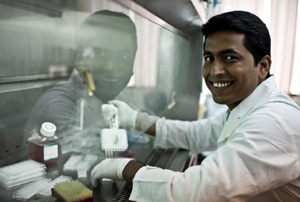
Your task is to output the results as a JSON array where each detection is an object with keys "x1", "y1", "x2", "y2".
[
  {"x1": 236, "y1": 76, "x2": 277, "y2": 117},
  {"x1": 217, "y1": 76, "x2": 277, "y2": 146}
]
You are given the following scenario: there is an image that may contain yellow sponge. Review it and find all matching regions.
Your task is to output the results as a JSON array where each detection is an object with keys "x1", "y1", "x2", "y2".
[{"x1": 52, "y1": 180, "x2": 93, "y2": 202}]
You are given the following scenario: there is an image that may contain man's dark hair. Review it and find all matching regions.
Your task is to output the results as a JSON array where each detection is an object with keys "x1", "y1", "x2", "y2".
[
  {"x1": 202, "y1": 11, "x2": 271, "y2": 67},
  {"x1": 77, "y1": 10, "x2": 137, "y2": 50}
]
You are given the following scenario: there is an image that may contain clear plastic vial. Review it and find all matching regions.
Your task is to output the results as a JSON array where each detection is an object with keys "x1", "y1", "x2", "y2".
[{"x1": 27, "y1": 122, "x2": 60, "y2": 164}]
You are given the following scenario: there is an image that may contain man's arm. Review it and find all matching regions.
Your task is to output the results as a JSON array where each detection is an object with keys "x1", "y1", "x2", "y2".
[
  {"x1": 108, "y1": 99, "x2": 226, "y2": 152},
  {"x1": 106, "y1": 100, "x2": 158, "y2": 136},
  {"x1": 135, "y1": 111, "x2": 157, "y2": 136},
  {"x1": 128, "y1": 112, "x2": 300, "y2": 201},
  {"x1": 145, "y1": 124, "x2": 156, "y2": 136},
  {"x1": 25, "y1": 90, "x2": 79, "y2": 137},
  {"x1": 122, "y1": 160, "x2": 145, "y2": 184}
]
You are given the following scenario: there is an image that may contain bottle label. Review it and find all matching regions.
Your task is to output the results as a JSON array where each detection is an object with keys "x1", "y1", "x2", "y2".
[{"x1": 43, "y1": 143, "x2": 58, "y2": 161}]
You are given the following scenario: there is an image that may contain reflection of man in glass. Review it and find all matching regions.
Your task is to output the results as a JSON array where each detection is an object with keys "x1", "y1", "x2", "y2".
[
  {"x1": 76, "y1": 10, "x2": 137, "y2": 102},
  {"x1": 25, "y1": 10, "x2": 137, "y2": 153}
]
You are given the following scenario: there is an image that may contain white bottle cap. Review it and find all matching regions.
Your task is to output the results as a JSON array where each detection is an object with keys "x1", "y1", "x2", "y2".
[{"x1": 40, "y1": 122, "x2": 57, "y2": 137}]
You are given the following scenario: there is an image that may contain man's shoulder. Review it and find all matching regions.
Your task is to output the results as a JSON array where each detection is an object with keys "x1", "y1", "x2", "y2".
[
  {"x1": 42, "y1": 81, "x2": 78, "y2": 101},
  {"x1": 240, "y1": 94, "x2": 300, "y2": 136}
]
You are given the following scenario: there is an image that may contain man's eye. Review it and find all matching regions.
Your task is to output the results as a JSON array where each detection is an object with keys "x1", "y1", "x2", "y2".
[
  {"x1": 225, "y1": 55, "x2": 237, "y2": 60},
  {"x1": 204, "y1": 56, "x2": 213, "y2": 62}
]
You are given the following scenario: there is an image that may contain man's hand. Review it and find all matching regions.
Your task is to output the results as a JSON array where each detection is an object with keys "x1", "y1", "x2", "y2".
[
  {"x1": 90, "y1": 158, "x2": 145, "y2": 186},
  {"x1": 103, "y1": 100, "x2": 159, "y2": 135},
  {"x1": 108, "y1": 100, "x2": 138, "y2": 129},
  {"x1": 90, "y1": 158, "x2": 132, "y2": 187},
  {"x1": 102, "y1": 104, "x2": 118, "y2": 128}
]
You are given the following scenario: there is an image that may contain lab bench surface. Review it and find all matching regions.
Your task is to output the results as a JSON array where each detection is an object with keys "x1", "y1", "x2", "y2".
[{"x1": 0, "y1": 137, "x2": 191, "y2": 202}]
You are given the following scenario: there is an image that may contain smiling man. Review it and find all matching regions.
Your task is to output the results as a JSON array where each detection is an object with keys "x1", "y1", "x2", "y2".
[
  {"x1": 25, "y1": 11, "x2": 137, "y2": 150},
  {"x1": 75, "y1": 11, "x2": 137, "y2": 103},
  {"x1": 91, "y1": 11, "x2": 300, "y2": 201},
  {"x1": 202, "y1": 30, "x2": 271, "y2": 110}
]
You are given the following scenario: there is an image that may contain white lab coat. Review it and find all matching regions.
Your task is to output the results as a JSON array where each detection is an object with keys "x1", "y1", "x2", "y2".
[{"x1": 130, "y1": 76, "x2": 300, "y2": 202}]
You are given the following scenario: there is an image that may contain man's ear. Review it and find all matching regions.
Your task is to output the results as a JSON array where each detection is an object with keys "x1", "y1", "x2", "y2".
[{"x1": 257, "y1": 55, "x2": 271, "y2": 80}]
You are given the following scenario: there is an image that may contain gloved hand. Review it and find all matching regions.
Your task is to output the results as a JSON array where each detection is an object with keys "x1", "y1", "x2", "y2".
[
  {"x1": 90, "y1": 158, "x2": 132, "y2": 187},
  {"x1": 102, "y1": 104, "x2": 118, "y2": 128},
  {"x1": 107, "y1": 100, "x2": 138, "y2": 129}
]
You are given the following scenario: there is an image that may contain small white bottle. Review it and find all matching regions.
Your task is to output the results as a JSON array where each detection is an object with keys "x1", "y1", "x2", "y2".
[{"x1": 27, "y1": 122, "x2": 60, "y2": 164}]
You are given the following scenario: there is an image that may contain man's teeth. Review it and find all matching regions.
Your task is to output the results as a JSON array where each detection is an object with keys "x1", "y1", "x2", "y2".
[
  {"x1": 103, "y1": 78, "x2": 118, "y2": 82},
  {"x1": 213, "y1": 82, "x2": 231, "y2": 88}
]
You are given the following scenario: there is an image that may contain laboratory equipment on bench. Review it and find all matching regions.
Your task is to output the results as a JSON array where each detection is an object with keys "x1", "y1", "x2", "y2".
[
  {"x1": 63, "y1": 154, "x2": 98, "y2": 178},
  {"x1": 37, "y1": 175, "x2": 73, "y2": 198},
  {"x1": 0, "y1": 159, "x2": 46, "y2": 189},
  {"x1": 27, "y1": 122, "x2": 60, "y2": 164},
  {"x1": 101, "y1": 104, "x2": 128, "y2": 158},
  {"x1": 52, "y1": 180, "x2": 93, "y2": 202},
  {"x1": 12, "y1": 177, "x2": 51, "y2": 201}
]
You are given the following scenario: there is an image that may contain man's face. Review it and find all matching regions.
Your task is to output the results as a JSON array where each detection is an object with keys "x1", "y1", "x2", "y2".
[
  {"x1": 202, "y1": 30, "x2": 265, "y2": 110},
  {"x1": 76, "y1": 26, "x2": 136, "y2": 102}
]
